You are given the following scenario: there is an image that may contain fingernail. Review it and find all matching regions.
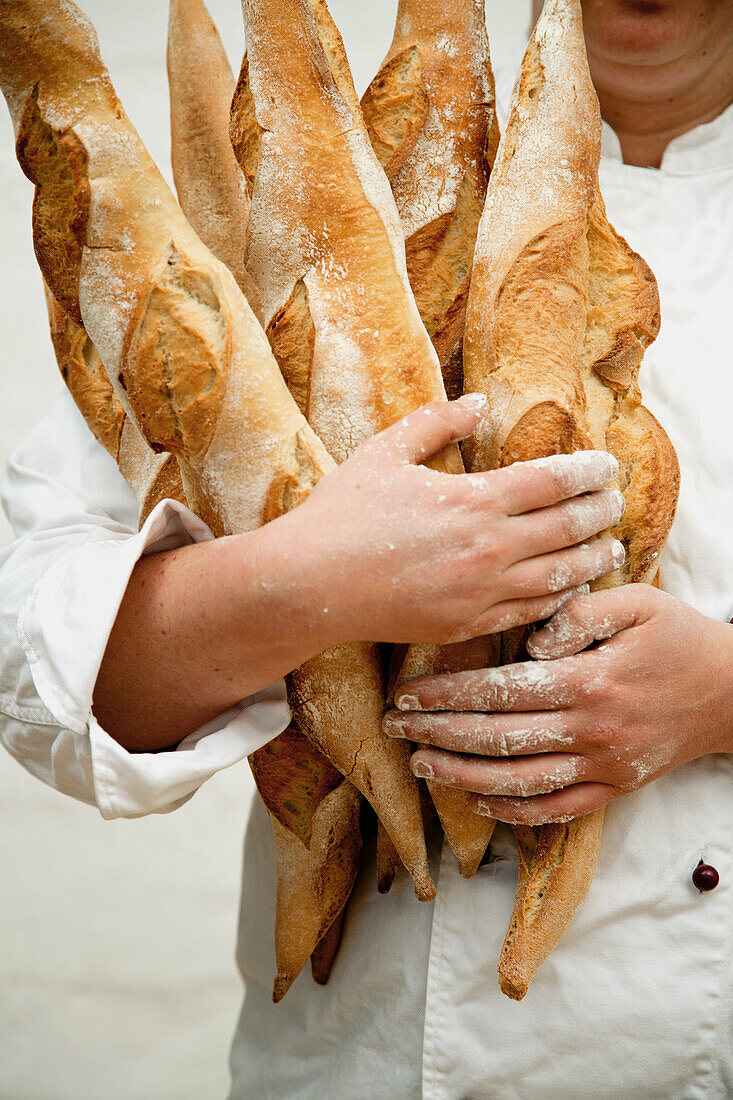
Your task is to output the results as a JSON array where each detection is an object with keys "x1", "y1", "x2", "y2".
[
  {"x1": 383, "y1": 713, "x2": 408, "y2": 738},
  {"x1": 611, "y1": 539, "x2": 626, "y2": 566},
  {"x1": 459, "y1": 392, "x2": 488, "y2": 411},
  {"x1": 611, "y1": 489, "x2": 626, "y2": 516},
  {"x1": 412, "y1": 760, "x2": 434, "y2": 780},
  {"x1": 604, "y1": 452, "x2": 620, "y2": 477},
  {"x1": 396, "y1": 694, "x2": 419, "y2": 712}
]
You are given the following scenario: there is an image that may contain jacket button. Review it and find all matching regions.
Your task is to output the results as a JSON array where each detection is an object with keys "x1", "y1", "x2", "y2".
[{"x1": 692, "y1": 861, "x2": 719, "y2": 892}]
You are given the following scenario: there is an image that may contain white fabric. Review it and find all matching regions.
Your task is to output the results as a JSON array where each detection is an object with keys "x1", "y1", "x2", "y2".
[
  {"x1": 0, "y1": 392, "x2": 292, "y2": 819},
  {"x1": 0, "y1": 50, "x2": 731, "y2": 1100},
  {"x1": 230, "y1": 71, "x2": 733, "y2": 1100}
]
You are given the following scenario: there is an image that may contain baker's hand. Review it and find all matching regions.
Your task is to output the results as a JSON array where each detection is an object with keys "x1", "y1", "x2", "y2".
[
  {"x1": 384, "y1": 586, "x2": 733, "y2": 824},
  {"x1": 290, "y1": 394, "x2": 626, "y2": 646}
]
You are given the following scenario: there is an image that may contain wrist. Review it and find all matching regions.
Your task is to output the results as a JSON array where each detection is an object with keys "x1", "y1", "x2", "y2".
[
  {"x1": 243, "y1": 508, "x2": 345, "y2": 659},
  {"x1": 703, "y1": 619, "x2": 733, "y2": 756}
]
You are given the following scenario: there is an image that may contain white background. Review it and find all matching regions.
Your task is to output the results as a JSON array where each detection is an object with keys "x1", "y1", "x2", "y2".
[{"x1": 0, "y1": 2, "x2": 531, "y2": 1096}]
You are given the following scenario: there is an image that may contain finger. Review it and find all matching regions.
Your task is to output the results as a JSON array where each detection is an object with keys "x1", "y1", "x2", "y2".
[
  {"x1": 514, "y1": 487, "x2": 625, "y2": 559},
  {"x1": 475, "y1": 582, "x2": 589, "y2": 636},
  {"x1": 528, "y1": 585, "x2": 653, "y2": 660},
  {"x1": 364, "y1": 394, "x2": 487, "y2": 467},
  {"x1": 383, "y1": 709, "x2": 578, "y2": 756},
  {"x1": 394, "y1": 654, "x2": 587, "y2": 713},
  {"x1": 410, "y1": 747, "x2": 590, "y2": 797},
  {"x1": 472, "y1": 782, "x2": 615, "y2": 825},
  {"x1": 502, "y1": 538, "x2": 626, "y2": 600},
  {"x1": 480, "y1": 450, "x2": 619, "y2": 516}
]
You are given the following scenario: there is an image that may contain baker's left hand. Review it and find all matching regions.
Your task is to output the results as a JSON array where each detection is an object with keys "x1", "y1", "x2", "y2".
[{"x1": 383, "y1": 586, "x2": 733, "y2": 825}]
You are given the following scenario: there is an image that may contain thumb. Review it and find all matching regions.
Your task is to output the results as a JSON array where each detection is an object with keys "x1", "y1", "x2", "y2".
[{"x1": 368, "y1": 394, "x2": 488, "y2": 467}]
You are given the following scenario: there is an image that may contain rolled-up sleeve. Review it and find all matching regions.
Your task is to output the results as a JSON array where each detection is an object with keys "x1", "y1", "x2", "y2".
[{"x1": 0, "y1": 391, "x2": 290, "y2": 818}]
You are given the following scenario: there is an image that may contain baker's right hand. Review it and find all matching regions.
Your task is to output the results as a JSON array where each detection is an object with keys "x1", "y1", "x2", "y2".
[{"x1": 283, "y1": 395, "x2": 626, "y2": 646}]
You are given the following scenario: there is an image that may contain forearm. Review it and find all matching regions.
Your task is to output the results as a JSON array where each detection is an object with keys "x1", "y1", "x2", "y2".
[{"x1": 92, "y1": 512, "x2": 332, "y2": 752}]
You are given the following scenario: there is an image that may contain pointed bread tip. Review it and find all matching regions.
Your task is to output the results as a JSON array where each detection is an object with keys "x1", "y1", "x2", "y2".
[{"x1": 272, "y1": 972, "x2": 293, "y2": 1004}]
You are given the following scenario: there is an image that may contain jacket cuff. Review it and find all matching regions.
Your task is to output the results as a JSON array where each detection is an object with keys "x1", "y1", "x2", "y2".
[
  {"x1": 90, "y1": 680, "x2": 290, "y2": 819},
  {"x1": 17, "y1": 497, "x2": 291, "y2": 817},
  {"x1": 18, "y1": 498, "x2": 213, "y2": 735}
]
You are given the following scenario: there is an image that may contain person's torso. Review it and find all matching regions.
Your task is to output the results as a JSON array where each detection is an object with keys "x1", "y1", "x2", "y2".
[{"x1": 229, "y1": 80, "x2": 733, "y2": 1100}]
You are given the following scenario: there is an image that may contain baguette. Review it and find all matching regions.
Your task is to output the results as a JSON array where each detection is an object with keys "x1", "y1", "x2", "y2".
[
  {"x1": 362, "y1": 0, "x2": 500, "y2": 401},
  {"x1": 463, "y1": 0, "x2": 679, "y2": 999},
  {"x1": 250, "y1": 723, "x2": 361, "y2": 1002},
  {"x1": 362, "y1": 0, "x2": 501, "y2": 877},
  {"x1": 167, "y1": 0, "x2": 261, "y2": 315},
  {"x1": 44, "y1": 289, "x2": 186, "y2": 526},
  {"x1": 0, "y1": 0, "x2": 398, "y2": 999},
  {"x1": 239, "y1": 0, "x2": 463, "y2": 901},
  {"x1": 167, "y1": 0, "x2": 360, "y2": 994}
]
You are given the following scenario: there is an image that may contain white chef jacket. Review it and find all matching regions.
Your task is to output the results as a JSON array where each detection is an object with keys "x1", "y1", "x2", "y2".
[{"x1": 1, "y1": 61, "x2": 733, "y2": 1100}]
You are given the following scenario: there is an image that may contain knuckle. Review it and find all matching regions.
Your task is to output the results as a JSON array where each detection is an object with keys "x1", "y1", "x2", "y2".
[{"x1": 557, "y1": 509, "x2": 580, "y2": 544}]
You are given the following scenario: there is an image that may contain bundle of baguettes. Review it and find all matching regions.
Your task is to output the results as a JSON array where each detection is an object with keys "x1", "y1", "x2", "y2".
[
  {"x1": 462, "y1": 0, "x2": 679, "y2": 999},
  {"x1": 0, "y1": 0, "x2": 435, "y2": 1004},
  {"x1": 225, "y1": 0, "x2": 503, "y2": 887}
]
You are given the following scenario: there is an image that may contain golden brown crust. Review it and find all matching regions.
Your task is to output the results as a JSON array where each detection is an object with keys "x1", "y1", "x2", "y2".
[
  {"x1": 266, "y1": 278, "x2": 314, "y2": 417},
  {"x1": 44, "y1": 286, "x2": 125, "y2": 458},
  {"x1": 498, "y1": 811, "x2": 604, "y2": 1000},
  {"x1": 363, "y1": 0, "x2": 500, "y2": 399},
  {"x1": 310, "y1": 901, "x2": 347, "y2": 985},
  {"x1": 242, "y1": 0, "x2": 453, "y2": 462},
  {"x1": 44, "y1": 288, "x2": 187, "y2": 526},
  {"x1": 462, "y1": 0, "x2": 679, "y2": 997},
  {"x1": 364, "y1": 0, "x2": 503, "y2": 875},
  {"x1": 250, "y1": 723, "x2": 362, "y2": 1001},
  {"x1": 229, "y1": 54, "x2": 261, "y2": 195},
  {"x1": 168, "y1": 0, "x2": 256, "y2": 306},
  {"x1": 376, "y1": 821, "x2": 402, "y2": 894}
]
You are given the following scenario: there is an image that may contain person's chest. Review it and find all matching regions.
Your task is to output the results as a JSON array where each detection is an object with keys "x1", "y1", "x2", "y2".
[{"x1": 599, "y1": 154, "x2": 733, "y2": 623}]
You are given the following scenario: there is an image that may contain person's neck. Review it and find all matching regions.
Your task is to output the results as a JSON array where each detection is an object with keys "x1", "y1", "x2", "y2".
[
  {"x1": 587, "y1": 39, "x2": 733, "y2": 168},
  {"x1": 529, "y1": 3, "x2": 733, "y2": 169}
]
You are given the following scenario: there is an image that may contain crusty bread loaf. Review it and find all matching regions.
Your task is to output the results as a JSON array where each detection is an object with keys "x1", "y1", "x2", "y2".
[
  {"x1": 250, "y1": 723, "x2": 361, "y2": 1001},
  {"x1": 0, "y1": 0, "x2": 418, "y2": 999},
  {"x1": 238, "y1": 0, "x2": 466, "y2": 906},
  {"x1": 362, "y1": 0, "x2": 500, "y2": 401},
  {"x1": 242, "y1": 0, "x2": 462, "y2": 468},
  {"x1": 44, "y1": 289, "x2": 187, "y2": 526},
  {"x1": 362, "y1": 0, "x2": 501, "y2": 879},
  {"x1": 462, "y1": 0, "x2": 679, "y2": 999},
  {"x1": 167, "y1": 0, "x2": 262, "y2": 317},
  {"x1": 168, "y1": 0, "x2": 359, "y2": 998}
]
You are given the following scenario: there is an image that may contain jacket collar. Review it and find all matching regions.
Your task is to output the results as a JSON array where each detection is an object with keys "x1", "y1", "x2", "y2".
[{"x1": 601, "y1": 101, "x2": 733, "y2": 174}]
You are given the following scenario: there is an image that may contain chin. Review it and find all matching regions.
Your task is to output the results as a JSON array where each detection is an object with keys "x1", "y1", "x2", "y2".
[{"x1": 580, "y1": 0, "x2": 726, "y2": 67}]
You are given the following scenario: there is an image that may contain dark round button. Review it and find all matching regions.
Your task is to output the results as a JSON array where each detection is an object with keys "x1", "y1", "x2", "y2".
[{"x1": 692, "y1": 861, "x2": 719, "y2": 892}]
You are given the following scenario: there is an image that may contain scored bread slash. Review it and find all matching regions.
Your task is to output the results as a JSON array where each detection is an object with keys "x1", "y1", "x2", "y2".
[
  {"x1": 462, "y1": 0, "x2": 679, "y2": 999},
  {"x1": 44, "y1": 288, "x2": 187, "y2": 527},
  {"x1": 0, "y1": 0, "x2": 430, "y2": 1001},
  {"x1": 362, "y1": 0, "x2": 500, "y2": 401},
  {"x1": 168, "y1": 0, "x2": 359, "y2": 1000},
  {"x1": 238, "y1": 0, "x2": 463, "y2": 906}
]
